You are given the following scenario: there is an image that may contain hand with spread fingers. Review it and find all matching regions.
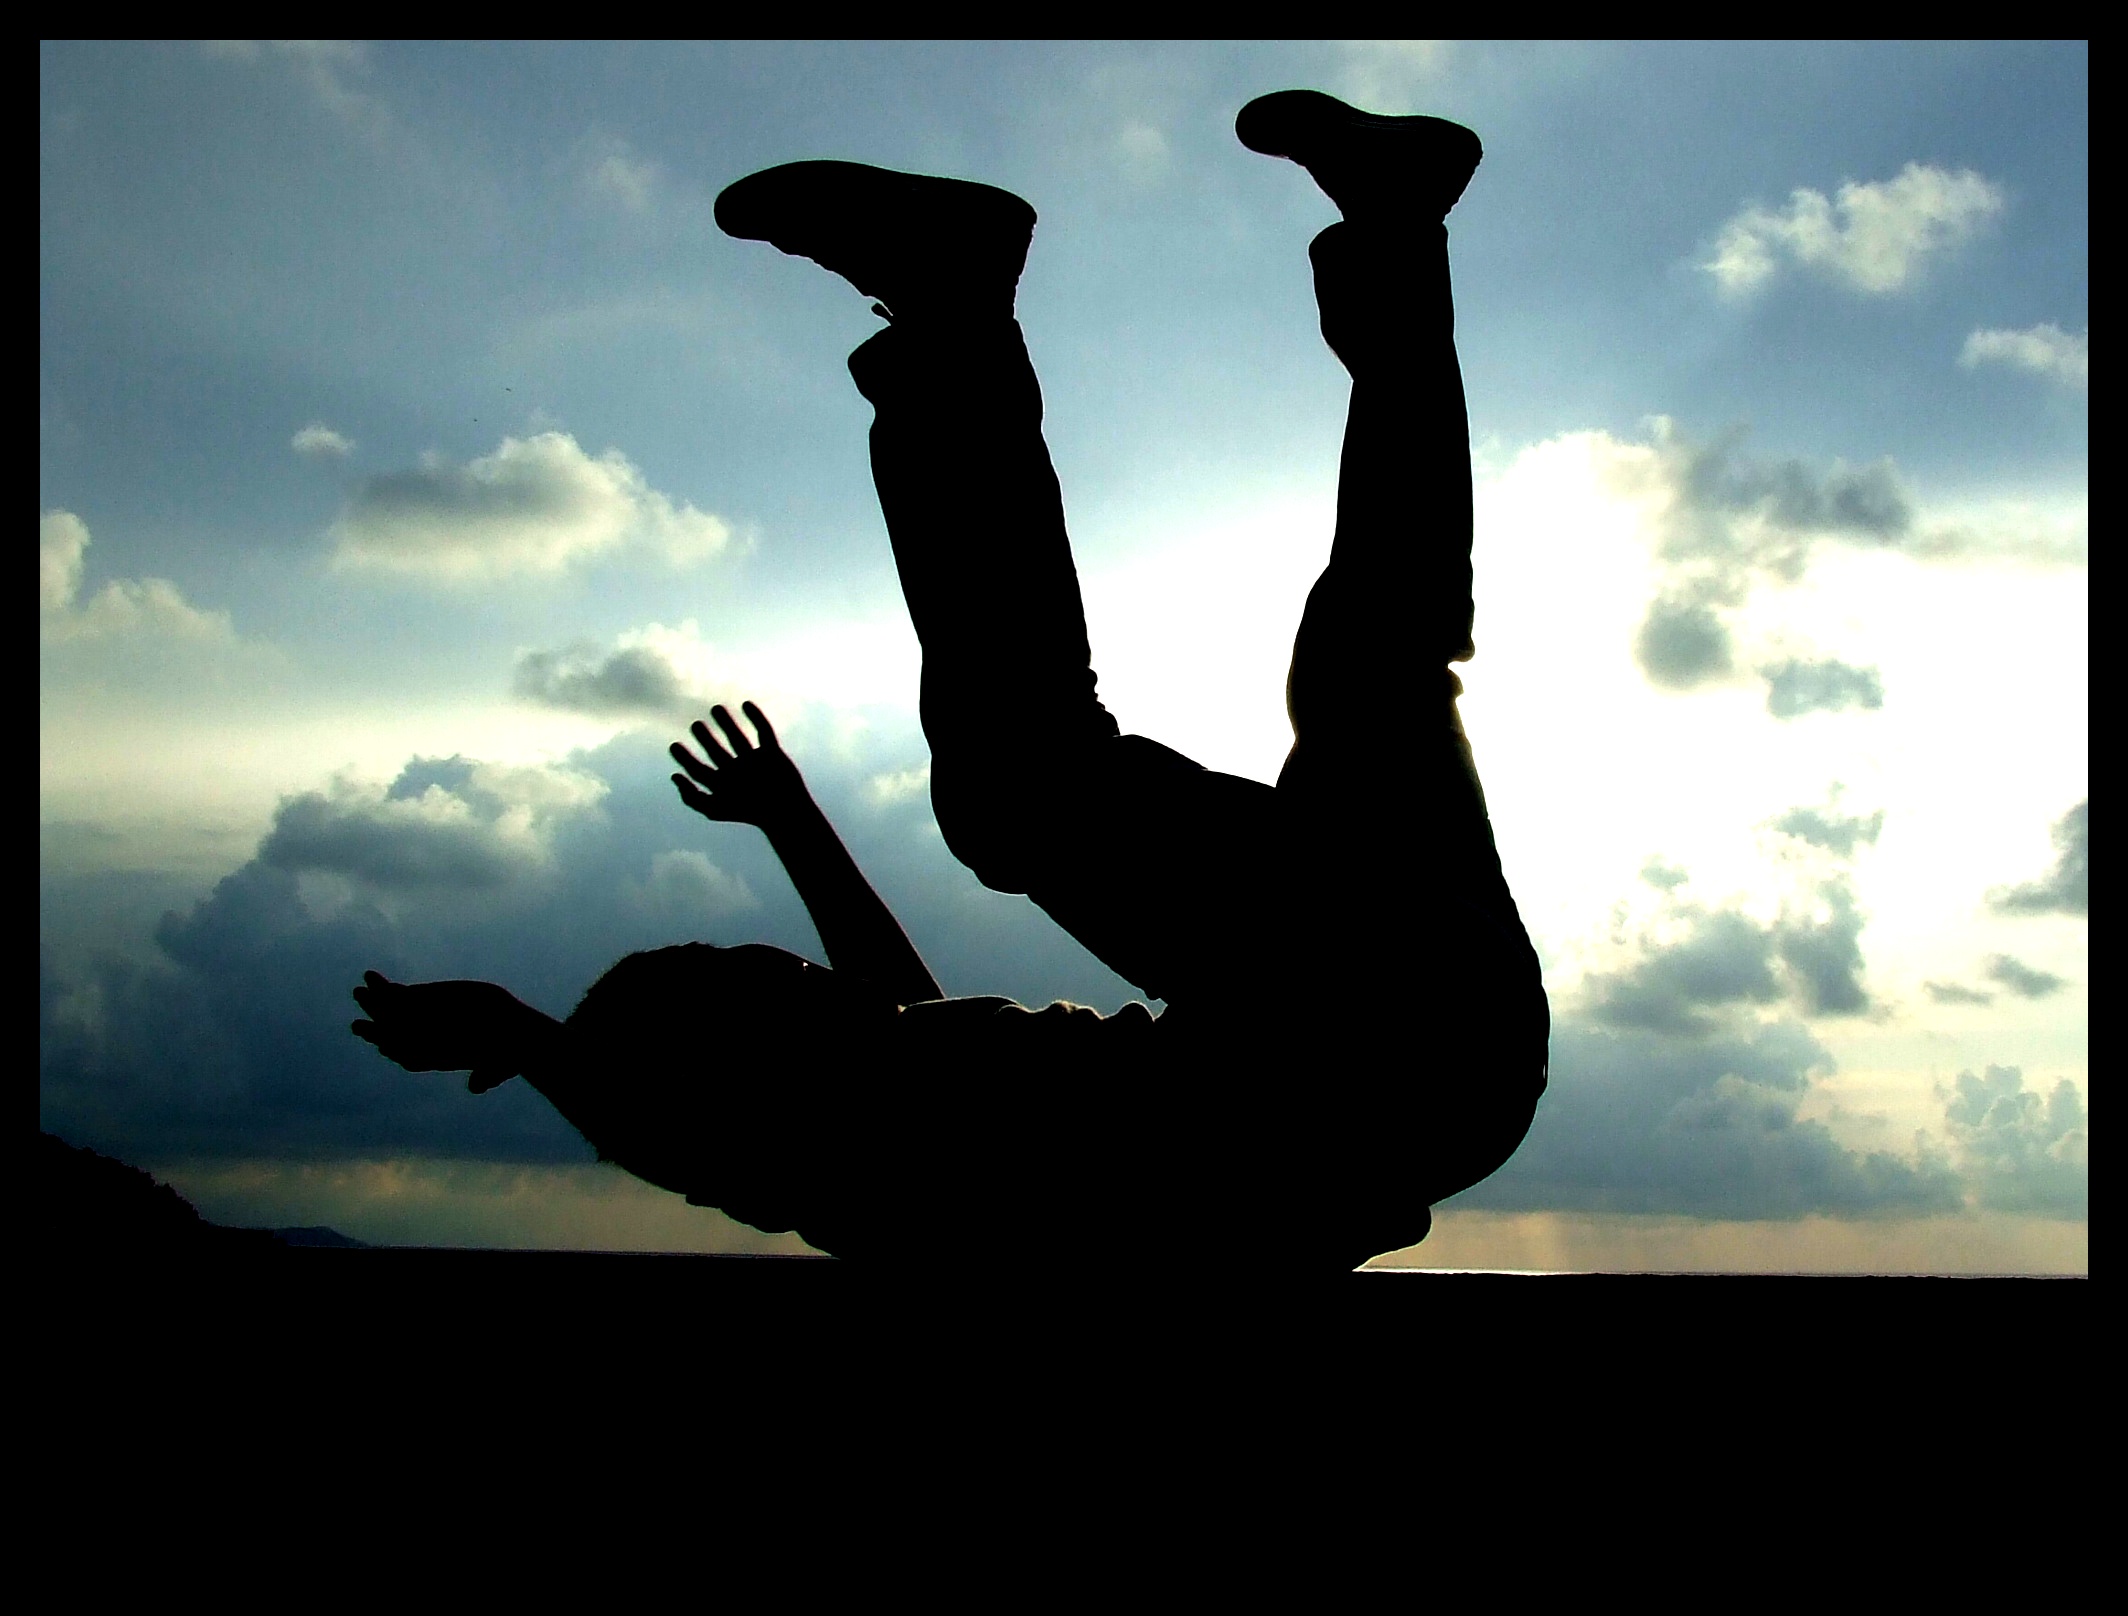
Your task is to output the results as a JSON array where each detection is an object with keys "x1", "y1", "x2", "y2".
[
  {"x1": 350, "y1": 971, "x2": 552, "y2": 1094},
  {"x1": 669, "y1": 702, "x2": 813, "y2": 832}
]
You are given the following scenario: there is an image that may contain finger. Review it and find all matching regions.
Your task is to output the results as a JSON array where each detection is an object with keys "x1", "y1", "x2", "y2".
[
  {"x1": 689, "y1": 720, "x2": 733, "y2": 766},
  {"x1": 712, "y1": 705, "x2": 753, "y2": 754},
  {"x1": 742, "y1": 702, "x2": 780, "y2": 752},
  {"x1": 351, "y1": 1020, "x2": 378, "y2": 1043},
  {"x1": 363, "y1": 970, "x2": 392, "y2": 989},
  {"x1": 670, "y1": 742, "x2": 720, "y2": 787},
  {"x1": 674, "y1": 775, "x2": 735, "y2": 819}
]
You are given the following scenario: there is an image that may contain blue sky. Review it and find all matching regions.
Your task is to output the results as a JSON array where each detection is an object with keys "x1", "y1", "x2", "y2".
[{"x1": 41, "y1": 41, "x2": 2086, "y2": 1268}]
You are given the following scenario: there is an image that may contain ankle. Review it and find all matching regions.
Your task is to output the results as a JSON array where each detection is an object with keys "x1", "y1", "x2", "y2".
[{"x1": 872, "y1": 288, "x2": 1020, "y2": 327}]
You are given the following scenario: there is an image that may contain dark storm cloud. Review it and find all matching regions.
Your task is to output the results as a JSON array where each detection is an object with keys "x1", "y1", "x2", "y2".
[
  {"x1": 1443, "y1": 868, "x2": 1947, "y2": 1220},
  {"x1": 1449, "y1": 859, "x2": 2083, "y2": 1223},
  {"x1": 512, "y1": 642, "x2": 694, "y2": 720},
  {"x1": 1583, "y1": 876, "x2": 1873, "y2": 1035},
  {"x1": 1773, "y1": 881, "x2": 1871, "y2": 1016},
  {"x1": 1583, "y1": 907, "x2": 1781, "y2": 1036},
  {"x1": 1982, "y1": 954, "x2": 2067, "y2": 999},
  {"x1": 39, "y1": 719, "x2": 1145, "y2": 1170},
  {"x1": 1633, "y1": 593, "x2": 1735, "y2": 689},
  {"x1": 1989, "y1": 799, "x2": 2088, "y2": 916},
  {"x1": 262, "y1": 782, "x2": 537, "y2": 891},
  {"x1": 1457, "y1": 1017, "x2": 1963, "y2": 1220},
  {"x1": 1760, "y1": 658, "x2": 1885, "y2": 720},
  {"x1": 1940, "y1": 1066, "x2": 2086, "y2": 1218},
  {"x1": 1770, "y1": 802, "x2": 1884, "y2": 857}
]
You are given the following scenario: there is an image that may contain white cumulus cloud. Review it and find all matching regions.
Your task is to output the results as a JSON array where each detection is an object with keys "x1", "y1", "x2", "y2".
[
  {"x1": 261, "y1": 755, "x2": 609, "y2": 893},
  {"x1": 329, "y1": 431, "x2": 734, "y2": 581},
  {"x1": 1961, "y1": 323, "x2": 2088, "y2": 391},
  {"x1": 40, "y1": 510, "x2": 235, "y2": 643},
  {"x1": 1702, "y1": 163, "x2": 2005, "y2": 296}
]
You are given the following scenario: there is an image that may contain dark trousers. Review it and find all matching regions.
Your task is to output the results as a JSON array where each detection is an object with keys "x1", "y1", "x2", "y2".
[{"x1": 848, "y1": 222, "x2": 1547, "y2": 1253}]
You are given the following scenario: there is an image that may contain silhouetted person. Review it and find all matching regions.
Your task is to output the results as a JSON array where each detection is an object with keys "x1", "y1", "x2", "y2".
[{"x1": 353, "y1": 91, "x2": 1549, "y2": 1268}]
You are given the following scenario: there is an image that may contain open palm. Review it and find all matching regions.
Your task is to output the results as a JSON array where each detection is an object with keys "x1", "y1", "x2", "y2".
[{"x1": 669, "y1": 702, "x2": 810, "y2": 830}]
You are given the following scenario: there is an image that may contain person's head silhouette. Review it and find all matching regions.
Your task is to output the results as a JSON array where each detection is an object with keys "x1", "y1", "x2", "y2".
[{"x1": 560, "y1": 942, "x2": 898, "y2": 1225}]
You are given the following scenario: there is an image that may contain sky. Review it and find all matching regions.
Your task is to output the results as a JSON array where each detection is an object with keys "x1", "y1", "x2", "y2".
[{"x1": 40, "y1": 41, "x2": 2087, "y2": 1270}]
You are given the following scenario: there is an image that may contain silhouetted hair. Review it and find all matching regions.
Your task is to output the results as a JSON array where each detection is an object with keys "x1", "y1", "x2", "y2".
[
  {"x1": 559, "y1": 943, "x2": 894, "y2": 1233},
  {"x1": 568, "y1": 942, "x2": 896, "y2": 1062}
]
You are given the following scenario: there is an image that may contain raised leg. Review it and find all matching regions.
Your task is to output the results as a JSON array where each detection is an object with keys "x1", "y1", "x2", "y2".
[
  {"x1": 719, "y1": 160, "x2": 1294, "y2": 1005},
  {"x1": 848, "y1": 315, "x2": 1280, "y2": 1005},
  {"x1": 1240, "y1": 93, "x2": 1550, "y2": 1226}
]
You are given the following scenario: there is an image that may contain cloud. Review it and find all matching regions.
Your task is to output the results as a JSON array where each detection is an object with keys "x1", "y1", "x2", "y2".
[
  {"x1": 1633, "y1": 593, "x2": 1735, "y2": 690},
  {"x1": 1639, "y1": 858, "x2": 1688, "y2": 892},
  {"x1": 1583, "y1": 906, "x2": 1782, "y2": 1036},
  {"x1": 513, "y1": 642, "x2": 696, "y2": 720},
  {"x1": 1640, "y1": 417, "x2": 1913, "y2": 565},
  {"x1": 1701, "y1": 163, "x2": 2005, "y2": 297},
  {"x1": 1923, "y1": 980, "x2": 1993, "y2": 1006},
  {"x1": 1982, "y1": 953, "x2": 2067, "y2": 999},
  {"x1": 40, "y1": 510, "x2": 236, "y2": 644},
  {"x1": 1607, "y1": 415, "x2": 2079, "y2": 694},
  {"x1": 1939, "y1": 1066, "x2": 2086, "y2": 1218},
  {"x1": 1452, "y1": 855, "x2": 2081, "y2": 1222},
  {"x1": 1461, "y1": 1016, "x2": 1963, "y2": 1221},
  {"x1": 510, "y1": 620, "x2": 771, "y2": 728},
  {"x1": 1614, "y1": 414, "x2": 2081, "y2": 585},
  {"x1": 623, "y1": 850, "x2": 759, "y2": 928},
  {"x1": 202, "y1": 40, "x2": 391, "y2": 145},
  {"x1": 329, "y1": 432, "x2": 734, "y2": 581},
  {"x1": 1988, "y1": 799, "x2": 2088, "y2": 917},
  {"x1": 292, "y1": 423, "x2": 354, "y2": 458},
  {"x1": 1773, "y1": 880, "x2": 1870, "y2": 1016},
  {"x1": 1961, "y1": 324, "x2": 2088, "y2": 392},
  {"x1": 1581, "y1": 871, "x2": 1873, "y2": 1036},
  {"x1": 40, "y1": 720, "x2": 1140, "y2": 1181},
  {"x1": 1769, "y1": 801, "x2": 1884, "y2": 858},
  {"x1": 1615, "y1": 421, "x2": 1917, "y2": 691},
  {"x1": 866, "y1": 764, "x2": 932, "y2": 809},
  {"x1": 260, "y1": 757, "x2": 608, "y2": 894},
  {"x1": 1331, "y1": 41, "x2": 1453, "y2": 111},
  {"x1": 1759, "y1": 657, "x2": 1884, "y2": 719},
  {"x1": 40, "y1": 510, "x2": 86, "y2": 614},
  {"x1": 575, "y1": 131, "x2": 661, "y2": 213}
]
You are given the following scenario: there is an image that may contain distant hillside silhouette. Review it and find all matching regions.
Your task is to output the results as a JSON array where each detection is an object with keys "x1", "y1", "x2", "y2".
[{"x1": 36, "y1": 1133, "x2": 366, "y2": 1254}]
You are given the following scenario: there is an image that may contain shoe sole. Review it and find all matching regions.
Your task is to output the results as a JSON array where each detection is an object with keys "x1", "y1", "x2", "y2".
[
  {"x1": 715, "y1": 160, "x2": 1036, "y2": 250},
  {"x1": 1236, "y1": 90, "x2": 1481, "y2": 210}
]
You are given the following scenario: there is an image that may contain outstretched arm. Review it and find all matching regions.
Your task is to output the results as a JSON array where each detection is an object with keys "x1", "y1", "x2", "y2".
[
  {"x1": 349, "y1": 971, "x2": 597, "y2": 1115},
  {"x1": 670, "y1": 703, "x2": 944, "y2": 1006},
  {"x1": 348, "y1": 971, "x2": 708, "y2": 1201}
]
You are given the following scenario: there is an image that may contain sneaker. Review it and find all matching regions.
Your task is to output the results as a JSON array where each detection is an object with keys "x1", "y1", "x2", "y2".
[
  {"x1": 1235, "y1": 90, "x2": 1482, "y2": 221},
  {"x1": 715, "y1": 160, "x2": 1037, "y2": 320}
]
